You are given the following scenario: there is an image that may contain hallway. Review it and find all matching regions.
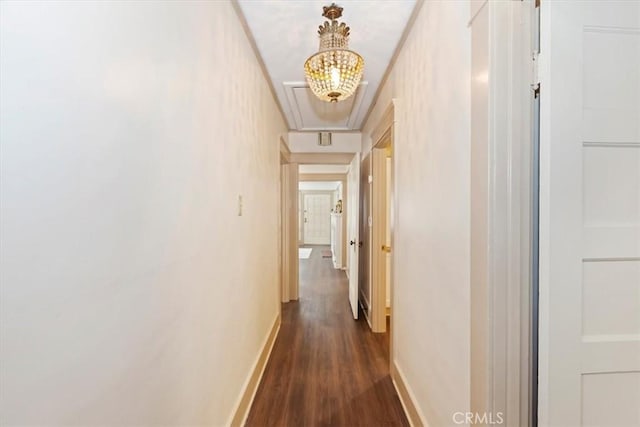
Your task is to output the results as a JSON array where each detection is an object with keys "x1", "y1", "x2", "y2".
[
  {"x1": 246, "y1": 246, "x2": 408, "y2": 426},
  {"x1": 4, "y1": 1, "x2": 639, "y2": 425}
]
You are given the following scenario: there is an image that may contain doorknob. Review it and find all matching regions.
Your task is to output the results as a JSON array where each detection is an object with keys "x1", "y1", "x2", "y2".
[
  {"x1": 350, "y1": 240, "x2": 356, "y2": 246},
  {"x1": 382, "y1": 245, "x2": 391, "y2": 253}
]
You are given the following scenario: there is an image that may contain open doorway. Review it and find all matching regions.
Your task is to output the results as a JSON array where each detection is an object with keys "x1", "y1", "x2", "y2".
[
  {"x1": 280, "y1": 157, "x2": 360, "y2": 320},
  {"x1": 279, "y1": 153, "x2": 361, "y2": 321},
  {"x1": 369, "y1": 141, "x2": 393, "y2": 335},
  {"x1": 297, "y1": 165, "x2": 349, "y2": 303},
  {"x1": 279, "y1": 139, "x2": 298, "y2": 303},
  {"x1": 369, "y1": 141, "x2": 392, "y2": 333},
  {"x1": 368, "y1": 104, "x2": 394, "y2": 340},
  {"x1": 297, "y1": 180, "x2": 342, "y2": 303}
]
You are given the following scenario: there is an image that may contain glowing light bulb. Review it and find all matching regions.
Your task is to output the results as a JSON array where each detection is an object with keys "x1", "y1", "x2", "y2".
[{"x1": 330, "y1": 67, "x2": 341, "y2": 88}]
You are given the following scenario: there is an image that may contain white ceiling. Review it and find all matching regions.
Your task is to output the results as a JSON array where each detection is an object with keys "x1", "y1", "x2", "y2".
[{"x1": 237, "y1": 0, "x2": 417, "y2": 131}]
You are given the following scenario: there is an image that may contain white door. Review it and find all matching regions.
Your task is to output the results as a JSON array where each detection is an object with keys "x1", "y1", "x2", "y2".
[
  {"x1": 303, "y1": 194, "x2": 331, "y2": 245},
  {"x1": 539, "y1": 2, "x2": 640, "y2": 426},
  {"x1": 347, "y1": 153, "x2": 361, "y2": 319}
]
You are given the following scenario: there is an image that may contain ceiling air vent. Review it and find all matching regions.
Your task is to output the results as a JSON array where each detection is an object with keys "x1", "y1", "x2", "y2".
[{"x1": 318, "y1": 132, "x2": 332, "y2": 146}]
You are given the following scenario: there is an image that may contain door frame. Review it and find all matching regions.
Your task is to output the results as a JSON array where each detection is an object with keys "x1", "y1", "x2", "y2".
[
  {"x1": 280, "y1": 138, "x2": 299, "y2": 302},
  {"x1": 299, "y1": 173, "x2": 348, "y2": 267},
  {"x1": 469, "y1": 1, "x2": 535, "y2": 425},
  {"x1": 370, "y1": 103, "x2": 395, "y2": 334},
  {"x1": 280, "y1": 151, "x2": 356, "y2": 302}
]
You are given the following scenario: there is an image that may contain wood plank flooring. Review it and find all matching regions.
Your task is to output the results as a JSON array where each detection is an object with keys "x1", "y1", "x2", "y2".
[{"x1": 245, "y1": 245, "x2": 408, "y2": 427}]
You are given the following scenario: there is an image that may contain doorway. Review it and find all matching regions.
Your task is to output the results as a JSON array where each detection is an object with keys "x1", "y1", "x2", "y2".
[
  {"x1": 288, "y1": 157, "x2": 359, "y2": 320},
  {"x1": 279, "y1": 139, "x2": 298, "y2": 303},
  {"x1": 293, "y1": 159, "x2": 354, "y2": 312},
  {"x1": 369, "y1": 104, "x2": 395, "y2": 335}
]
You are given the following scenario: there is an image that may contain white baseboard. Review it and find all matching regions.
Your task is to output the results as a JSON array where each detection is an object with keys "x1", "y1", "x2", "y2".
[
  {"x1": 228, "y1": 313, "x2": 281, "y2": 426},
  {"x1": 391, "y1": 360, "x2": 428, "y2": 427}
]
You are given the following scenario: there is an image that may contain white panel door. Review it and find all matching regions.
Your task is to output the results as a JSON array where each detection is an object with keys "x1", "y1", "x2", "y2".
[
  {"x1": 303, "y1": 194, "x2": 331, "y2": 245},
  {"x1": 539, "y1": 2, "x2": 640, "y2": 426},
  {"x1": 347, "y1": 153, "x2": 360, "y2": 319}
]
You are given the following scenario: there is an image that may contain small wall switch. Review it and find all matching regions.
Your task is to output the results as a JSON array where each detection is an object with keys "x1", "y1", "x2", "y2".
[{"x1": 238, "y1": 195, "x2": 243, "y2": 216}]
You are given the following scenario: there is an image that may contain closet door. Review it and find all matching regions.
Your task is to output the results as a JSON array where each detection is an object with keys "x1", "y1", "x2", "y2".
[{"x1": 539, "y1": 2, "x2": 640, "y2": 425}]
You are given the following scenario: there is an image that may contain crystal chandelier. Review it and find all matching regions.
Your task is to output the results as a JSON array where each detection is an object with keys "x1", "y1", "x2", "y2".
[{"x1": 304, "y1": 3, "x2": 364, "y2": 103}]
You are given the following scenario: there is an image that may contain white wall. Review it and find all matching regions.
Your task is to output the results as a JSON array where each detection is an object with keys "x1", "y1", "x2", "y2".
[
  {"x1": 298, "y1": 181, "x2": 341, "y2": 191},
  {"x1": 362, "y1": 1, "x2": 471, "y2": 425},
  {"x1": 288, "y1": 132, "x2": 361, "y2": 153},
  {"x1": 0, "y1": 1, "x2": 286, "y2": 424},
  {"x1": 299, "y1": 164, "x2": 350, "y2": 174}
]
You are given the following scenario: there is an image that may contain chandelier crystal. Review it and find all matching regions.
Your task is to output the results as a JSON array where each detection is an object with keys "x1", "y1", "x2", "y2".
[{"x1": 304, "y1": 3, "x2": 364, "y2": 103}]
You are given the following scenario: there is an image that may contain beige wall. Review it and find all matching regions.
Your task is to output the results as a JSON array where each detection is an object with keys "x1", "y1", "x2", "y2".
[
  {"x1": 288, "y1": 132, "x2": 361, "y2": 153},
  {"x1": 0, "y1": 1, "x2": 285, "y2": 424},
  {"x1": 362, "y1": 1, "x2": 471, "y2": 425}
]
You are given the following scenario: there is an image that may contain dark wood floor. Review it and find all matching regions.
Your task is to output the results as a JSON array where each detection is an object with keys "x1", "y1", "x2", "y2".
[{"x1": 245, "y1": 245, "x2": 408, "y2": 427}]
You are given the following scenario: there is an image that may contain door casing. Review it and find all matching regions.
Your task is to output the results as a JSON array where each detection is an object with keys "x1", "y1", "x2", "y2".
[
  {"x1": 279, "y1": 139, "x2": 299, "y2": 302},
  {"x1": 369, "y1": 104, "x2": 394, "y2": 334},
  {"x1": 280, "y1": 152, "x2": 358, "y2": 306},
  {"x1": 469, "y1": 1, "x2": 534, "y2": 424}
]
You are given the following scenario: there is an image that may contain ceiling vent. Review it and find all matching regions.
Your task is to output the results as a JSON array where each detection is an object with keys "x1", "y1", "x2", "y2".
[{"x1": 318, "y1": 132, "x2": 332, "y2": 146}]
